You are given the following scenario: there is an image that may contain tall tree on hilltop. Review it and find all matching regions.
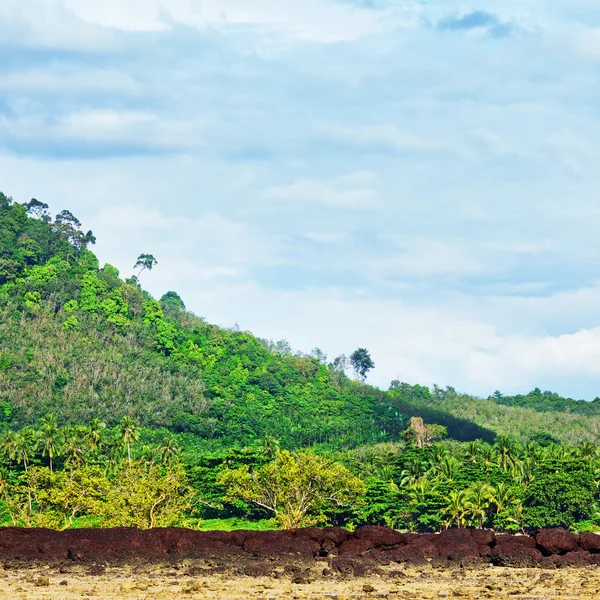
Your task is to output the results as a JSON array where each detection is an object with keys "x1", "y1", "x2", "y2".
[
  {"x1": 23, "y1": 198, "x2": 50, "y2": 222},
  {"x1": 350, "y1": 348, "x2": 375, "y2": 382},
  {"x1": 134, "y1": 254, "x2": 158, "y2": 277}
]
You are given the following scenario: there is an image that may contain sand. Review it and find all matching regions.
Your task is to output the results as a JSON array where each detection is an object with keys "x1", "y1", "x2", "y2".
[{"x1": 1, "y1": 562, "x2": 599, "y2": 600}]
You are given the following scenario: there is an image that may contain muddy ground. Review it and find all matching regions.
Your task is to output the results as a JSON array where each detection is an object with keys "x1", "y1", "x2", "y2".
[{"x1": 1, "y1": 562, "x2": 600, "y2": 599}]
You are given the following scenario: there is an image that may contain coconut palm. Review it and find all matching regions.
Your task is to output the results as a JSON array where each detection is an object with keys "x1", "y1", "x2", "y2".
[
  {"x1": 433, "y1": 455, "x2": 461, "y2": 482},
  {"x1": 86, "y1": 419, "x2": 106, "y2": 454},
  {"x1": 405, "y1": 477, "x2": 438, "y2": 504},
  {"x1": 494, "y1": 435, "x2": 517, "y2": 471},
  {"x1": 513, "y1": 456, "x2": 536, "y2": 486},
  {"x1": 491, "y1": 482, "x2": 521, "y2": 516},
  {"x1": 442, "y1": 490, "x2": 470, "y2": 528},
  {"x1": 12, "y1": 428, "x2": 36, "y2": 471},
  {"x1": 544, "y1": 443, "x2": 574, "y2": 462},
  {"x1": 0, "y1": 430, "x2": 18, "y2": 464},
  {"x1": 262, "y1": 435, "x2": 280, "y2": 460},
  {"x1": 117, "y1": 416, "x2": 140, "y2": 466},
  {"x1": 577, "y1": 442, "x2": 597, "y2": 460},
  {"x1": 38, "y1": 414, "x2": 62, "y2": 472},
  {"x1": 465, "y1": 482, "x2": 494, "y2": 528},
  {"x1": 463, "y1": 440, "x2": 483, "y2": 463},
  {"x1": 480, "y1": 443, "x2": 498, "y2": 467},
  {"x1": 62, "y1": 426, "x2": 87, "y2": 469},
  {"x1": 158, "y1": 433, "x2": 180, "y2": 465}
]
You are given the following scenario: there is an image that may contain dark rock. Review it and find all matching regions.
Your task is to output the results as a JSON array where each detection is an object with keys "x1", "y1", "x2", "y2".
[
  {"x1": 353, "y1": 526, "x2": 405, "y2": 547},
  {"x1": 579, "y1": 532, "x2": 600, "y2": 553},
  {"x1": 490, "y1": 544, "x2": 543, "y2": 568},
  {"x1": 495, "y1": 534, "x2": 536, "y2": 549},
  {"x1": 548, "y1": 551, "x2": 592, "y2": 568},
  {"x1": 338, "y1": 538, "x2": 374, "y2": 556},
  {"x1": 470, "y1": 529, "x2": 495, "y2": 546},
  {"x1": 536, "y1": 529, "x2": 579, "y2": 555}
]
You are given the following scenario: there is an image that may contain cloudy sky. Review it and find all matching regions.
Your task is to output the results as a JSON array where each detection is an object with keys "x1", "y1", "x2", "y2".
[{"x1": 2, "y1": 1, "x2": 600, "y2": 398}]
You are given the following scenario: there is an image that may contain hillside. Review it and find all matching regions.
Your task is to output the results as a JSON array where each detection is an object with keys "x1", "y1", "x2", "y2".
[
  {"x1": 1, "y1": 191, "x2": 499, "y2": 451},
  {"x1": 388, "y1": 383, "x2": 600, "y2": 445},
  {"x1": 4, "y1": 191, "x2": 600, "y2": 534},
  {"x1": 2, "y1": 191, "x2": 600, "y2": 448}
]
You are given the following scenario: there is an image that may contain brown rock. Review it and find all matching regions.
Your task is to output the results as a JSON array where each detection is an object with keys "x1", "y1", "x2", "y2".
[
  {"x1": 536, "y1": 529, "x2": 579, "y2": 555},
  {"x1": 579, "y1": 532, "x2": 600, "y2": 553},
  {"x1": 353, "y1": 526, "x2": 405, "y2": 547}
]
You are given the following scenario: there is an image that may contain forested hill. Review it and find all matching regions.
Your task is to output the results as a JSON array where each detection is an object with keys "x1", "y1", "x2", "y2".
[
  {"x1": 0, "y1": 191, "x2": 499, "y2": 449},
  {"x1": 2, "y1": 190, "x2": 599, "y2": 449}
]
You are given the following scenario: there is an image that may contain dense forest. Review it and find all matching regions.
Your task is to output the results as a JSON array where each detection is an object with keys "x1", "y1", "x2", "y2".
[{"x1": 1, "y1": 190, "x2": 600, "y2": 533}]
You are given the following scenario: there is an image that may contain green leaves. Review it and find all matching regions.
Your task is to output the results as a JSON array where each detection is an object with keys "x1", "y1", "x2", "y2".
[{"x1": 219, "y1": 450, "x2": 365, "y2": 528}]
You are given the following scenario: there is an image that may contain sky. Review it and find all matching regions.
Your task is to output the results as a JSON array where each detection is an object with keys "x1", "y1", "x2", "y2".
[{"x1": 2, "y1": 1, "x2": 600, "y2": 398}]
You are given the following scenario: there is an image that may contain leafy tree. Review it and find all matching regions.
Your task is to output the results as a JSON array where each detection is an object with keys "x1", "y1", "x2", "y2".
[
  {"x1": 219, "y1": 450, "x2": 365, "y2": 528},
  {"x1": 134, "y1": 253, "x2": 158, "y2": 277},
  {"x1": 523, "y1": 459, "x2": 596, "y2": 528},
  {"x1": 101, "y1": 461, "x2": 192, "y2": 529},
  {"x1": 403, "y1": 417, "x2": 447, "y2": 448},
  {"x1": 350, "y1": 348, "x2": 375, "y2": 382},
  {"x1": 160, "y1": 291, "x2": 185, "y2": 312},
  {"x1": 22, "y1": 198, "x2": 50, "y2": 221}
]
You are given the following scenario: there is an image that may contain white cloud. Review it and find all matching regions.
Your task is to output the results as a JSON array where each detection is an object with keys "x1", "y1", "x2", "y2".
[
  {"x1": 57, "y1": 0, "x2": 400, "y2": 42},
  {"x1": 263, "y1": 172, "x2": 381, "y2": 209},
  {"x1": 369, "y1": 239, "x2": 484, "y2": 278},
  {"x1": 0, "y1": 0, "x2": 120, "y2": 50},
  {"x1": 0, "y1": 69, "x2": 139, "y2": 96},
  {"x1": 467, "y1": 327, "x2": 600, "y2": 389},
  {"x1": 0, "y1": 110, "x2": 208, "y2": 153},
  {"x1": 319, "y1": 122, "x2": 456, "y2": 154}
]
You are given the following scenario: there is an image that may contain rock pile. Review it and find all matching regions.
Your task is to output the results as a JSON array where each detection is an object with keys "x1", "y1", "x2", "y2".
[{"x1": 0, "y1": 526, "x2": 598, "y2": 572}]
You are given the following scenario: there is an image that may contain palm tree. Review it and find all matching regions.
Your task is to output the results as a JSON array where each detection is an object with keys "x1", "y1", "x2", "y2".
[
  {"x1": 577, "y1": 442, "x2": 597, "y2": 460},
  {"x1": 544, "y1": 443, "x2": 573, "y2": 462},
  {"x1": 405, "y1": 477, "x2": 438, "y2": 504},
  {"x1": 0, "y1": 430, "x2": 18, "y2": 464},
  {"x1": 430, "y1": 445, "x2": 449, "y2": 464},
  {"x1": 62, "y1": 426, "x2": 87, "y2": 469},
  {"x1": 513, "y1": 456, "x2": 536, "y2": 486},
  {"x1": 139, "y1": 444, "x2": 158, "y2": 464},
  {"x1": 491, "y1": 482, "x2": 521, "y2": 515},
  {"x1": 494, "y1": 436, "x2": 517, "y2": 471},
  {"x1": 13, "y1": 428, "x2": 36, "y2": 472},
  {"x1": 433, "y1": 455, "x2": 461, "y2": 482},
  {"x1": 38, "y1": 414, "x2": 62, "y2": 472},
  {"x1": 464, "y1": 440, "x2": 483, "y2": 463},
  {"x1": 86, "y1": 419, "x2": 106, "y2": 454},
  {"x1": 117, "y1": 416, "x2": 140, "y2": 466},
  {"x1": 442, "y1": 490, "x2": 470, "y2": 528},
  {"x1": 158, "y1": 433, "x2": 180, "y2": 465},
  {"x1": 262, "y1": 435, "x2": 280, "y2": 460},
  {"x1": 480, "y1": 444, "x2": 498, "y2": 468},
  {"x1": 465, "y1": 482, "x2": 494, "y2": 528}
]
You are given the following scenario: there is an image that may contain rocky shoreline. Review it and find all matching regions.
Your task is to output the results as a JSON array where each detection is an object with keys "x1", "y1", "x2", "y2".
[{"x1": 1, "y1": 526, "x2": 599, "y2": 574}]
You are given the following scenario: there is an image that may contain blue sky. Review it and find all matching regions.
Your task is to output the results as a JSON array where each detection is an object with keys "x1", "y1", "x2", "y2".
[{"x1": 3, "y1": 0, "x2": 600, "y2": 398}]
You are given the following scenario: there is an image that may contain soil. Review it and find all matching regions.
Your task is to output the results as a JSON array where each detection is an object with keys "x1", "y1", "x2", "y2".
[{"x1": 2, "y1": 526, "x2": 600, "y2": 598}]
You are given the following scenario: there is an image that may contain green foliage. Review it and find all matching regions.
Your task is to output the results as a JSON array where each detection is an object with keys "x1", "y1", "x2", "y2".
[
  {"x1": 3, "y1": 190, "x2": 600, "y2": 533},
  {"x1": 490, "y1": 387, "x2": 600, "y2": 416},
  {"x1": 219, "y1": 450, "x2": 365, "y2": 528},
  {"x1": 522, "y1": 458, "x2": 596, "y2": 528}
]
